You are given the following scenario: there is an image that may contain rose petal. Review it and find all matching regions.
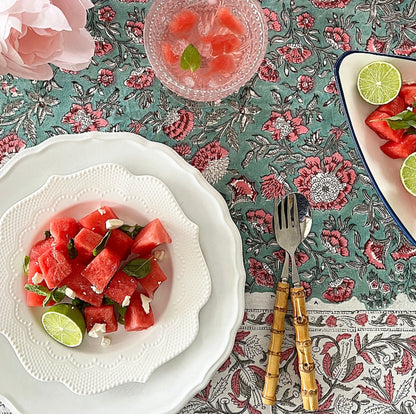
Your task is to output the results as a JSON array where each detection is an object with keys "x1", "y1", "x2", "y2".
[
  {"x1": 21, "y1": 4, "x2": 71, "y2": 31},
  {"x1": 0, "y1": 0, "x2": 47, "y2": 14},
  {"x1": 51, "y1": 0, "x2": 90, "y2": 28}
]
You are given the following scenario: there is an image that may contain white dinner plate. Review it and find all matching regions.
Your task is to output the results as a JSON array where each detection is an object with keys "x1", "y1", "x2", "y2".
[
  {"x1": 335, "y1": 51, "x2": 416, "y2": 245},
  {"x1": 0, "y1": 132, "x2": 245, "y2": 414}
]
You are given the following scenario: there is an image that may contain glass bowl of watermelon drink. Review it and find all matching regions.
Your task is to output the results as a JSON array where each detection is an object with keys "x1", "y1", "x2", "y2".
[{"x1": 144, "y1": 0, "x2": 268, "y2": 102}]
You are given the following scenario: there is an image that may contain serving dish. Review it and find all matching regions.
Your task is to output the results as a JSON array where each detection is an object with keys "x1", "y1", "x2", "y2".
[
  {"x1": 0, "y1": 132, "x2": 245, "y2": 414},
  {"x1": 0, "y1": 163, "x2": 211, "y2": 394},
  {"x1": 335, "y1": 51, "x2": 416, "y2": 245}
]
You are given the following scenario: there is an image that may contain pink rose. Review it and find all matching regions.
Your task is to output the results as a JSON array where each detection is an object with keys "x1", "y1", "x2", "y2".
[{"x1": 0, "y1": 0, "x2": 95, "y2": 80}]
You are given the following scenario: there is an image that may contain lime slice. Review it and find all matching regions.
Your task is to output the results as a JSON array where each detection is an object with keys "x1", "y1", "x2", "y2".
[
  {"x1": 41, "y1": 303, "x2": 86, "y2": 347},
  {"x1": 357, "y1": 61, "x2": 402, "y2": 105},
  {"x1": 400, "y1": 152, "x2": 416, "y2": 196}
]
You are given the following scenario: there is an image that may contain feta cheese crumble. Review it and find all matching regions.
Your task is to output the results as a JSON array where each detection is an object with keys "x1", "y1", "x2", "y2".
[
  {"x1": 140, "y1": 294, "x2": 152, "y2": 314},
  {"x1": 106, "y1": 218, "x2": 124, "y2": 230},
  {"x1": 122, "y1": 295, "x2": 131, "y2": 307},
  {"x1": 88, "y1": 323, "x2": 107, "y2": 338},
  {"x1": 65, "y1": 287, "x2": 76, "y2": 299},
  {"x1": 101, "y1": 337, "x2": 111, "y2": 347},
  {"x1": 32, "y1": 272, "x2": 44, "y2": 284}
]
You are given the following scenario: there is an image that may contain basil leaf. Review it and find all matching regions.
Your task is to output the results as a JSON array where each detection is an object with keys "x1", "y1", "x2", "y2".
[
  {"x1": 72, "y1": 297, "x2": 89, "y2": 311},
  {"x1": 67, "y1": 238, "x2": 78, "y2": 259},
  {"x1": 123, "y1": 258, "x2": 152, "y2": 279},
  {"x1": 93, "y1": 230, "x2": 112, "y2": 256},
  {"x1": 23, "y1": 256, "x2": 30, "y2": 275},
  {"x1": 51, "y1": 286, "x2": 67, "y2": 304},
  {"x1": 24, "y1": 284, "x2": 49, "y2": 296},
  {"x1": 103, "y1": 297, "x2": 127, "y2": 324},
  {"x1": 180, "y1": 44, "x2": 201, "y2": 72},
  {"x1": 119, "y1": 224, "x2": 143, "y2": 239}
]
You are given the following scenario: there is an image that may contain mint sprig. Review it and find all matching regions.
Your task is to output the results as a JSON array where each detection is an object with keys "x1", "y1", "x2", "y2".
[
  {"x1": 386, "y1": 110, "x2": 416, "y2": 131},
  {"x1": 180, "y1": 44, "x2": 201, "y2": 72},
  {"x1": 123, "y1": 257, "x2": 152, "y2": 279}
]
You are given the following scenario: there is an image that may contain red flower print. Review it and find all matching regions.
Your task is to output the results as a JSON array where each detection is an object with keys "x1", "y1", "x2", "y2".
[
  {"x1": 391, "y1": 242, "x2": 416, "y2": 261},
  {"x1": 326, "y1": 315, "x2": 337, "y2": 327},
  {"x1": 322, "y1": 278, "x2": 355, "y2": 303},
  {"x1": 246, "y1": 209, "x2": 273, "y2": 233},
  {"x1": 125, "y1": 20, "x2": 145, "y2": 44},
  {"x1": 386, "y1": 313, "x2": 398, "y2": 326},
  {"x1": 94, "y1": 38, "x2": 113, "y2": 56},
  {"x1": 329, "y1": 126, "x2": 344, "y2": 140},
  {"x1": 297, "y1": 75, "x2": 314, "y2": 93},
  {"x1": 296, "y1": 12, "x2": 315, "y2": 29},
  {"x1": 125, "y1": 68, "x2": 155, "y2": 89},
  {"x1": 128, "y1": 120, "x2": 143, "y2": 134},
  {"x1": 173, "y1": 144, "x2": 191, "y2": 156},
  {"x1": 369, "y1": 280, "x2": 379, "y2": 290},
  {"x1": 97, "y1": 68, "x2": 114, "y2": 86},
  {"x1": 265, "y1": 312, "x2": 274, "y2": 325},
  {"x1": 118, "y1": 0, "x2": 148, "y2": 2},
  {"x1": 324, "y1": 77, "x2": 338, "y2": 94},
  {"x1": 355, "y1": 313, "x2": 368, "y2": 326},
  {"x1": 98, "y1": 6, "x2": 116, "y2": 22},
  {"x1": 191, "y1": 142, "x2": 229, "y2": 184},
  {"x1": 366, "y1": 35, "x2": 390, "y2": 54},
  {"x1": 248, "y1": 258, "x2": 274, "y2": 288},
  {"x1": 364, "y1": 238, "x2": 386, "y2": 269},
  {"x1": 273, "y1": 249, "x2": 309, "y2": 268},
  {"x1": 301, "y1": 281, "x2": 311, "y2": 299},
  {"x1": 324, "y1": 26, "x2": 351, "y2": 51},
  {"x1": 294, "y1": 152, "x2": 356, "y2": 210},
  {"x1": 258, "y1": 58, "x2": 279, "y2": 83},
  {"x1": 311, "y1": 0, "x2": 352, "y2": 8},
  {"x1": 163, "y1": 109, "x2": 194, "y2": 141},
  {"x1": 0, "y1": 133, "x2": 25, "y2": 163},
  {"x1": 228, "y1": 176, "x2": 257, "y2": 203},
  {"x1": 262, "y1": 111, "x2": 308, "y2": 142},
  {"x1": 261, "y1": 173, "x2": 286, "y2": 200},
  {"x1": 382, "y1": 283, "x2": 390, "y2": 294},
  {"x1": 278, "y1": 44, "x2": 312, "y2": 64},
  {"x1": 321, "y1": 229, "x2": 349, "y2": 256},
  {"x1": 393, "y1": 39, "x2": 416, "y2": 56},
  {"x1": 62, "y1": 104, "x2": 109, "y2": 133},
  {"x1": 263, "y1": 8, "x2": 281, "y2": 31}
]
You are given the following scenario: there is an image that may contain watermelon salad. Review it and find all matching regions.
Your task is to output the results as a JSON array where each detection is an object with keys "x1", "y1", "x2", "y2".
[
  {"x1": 161, "y1": 5, "x2": 246, "y2": 86},
  {"x1": 24, "y1": 206, "x2": 172, "y2": 345},
  {"x1": 365, "y1": 82, "x2": 416, "y2": 159}
]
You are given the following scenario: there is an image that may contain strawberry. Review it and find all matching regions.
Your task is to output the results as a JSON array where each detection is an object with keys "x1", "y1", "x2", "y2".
[
  {"x1": 399, "y1": 83, "x2": 416, "y2": 106},
  {"x1": 380, "y1": 134, "x2": 416, "y2": 159},
  {"x1": 365, "y1": 110, "x2": 405, "y2": 143}
]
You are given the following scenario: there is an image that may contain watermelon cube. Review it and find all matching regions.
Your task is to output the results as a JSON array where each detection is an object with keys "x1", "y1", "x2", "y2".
[
  {"x1": 124, "y1": 292, "x2": 154, "y2": 332},
  {"x1": 49, "y1": 217, "x2": 79, "y2": 244},
  {"x1": 81, "y1": 248, "x2": 120, "y2": 292},
  {"x1": 399, "y1": 83, "x2": 416, "y2": 106},
  {"x1": 106, "y1": 229, "x2": 134, "y2": 260},
  {"x1": 168, "y1": 9, "x2": 198, "y2": 34},
  {"x1": 61, "y1": 262, "x2": 103, "y2": 307},
  {"x1": 365, "y1": 110, "x2": 405, "y2": 143},
  {"x1": 104, "y1": 270, "x2": 139, "y2": 305},
  {"x1": 380, "y1": 134, "x2": 416, "y2": 159},
  {"x1": 138, "y1": 259, "x2": 167, "y2": 298},
  {"x1": 378, "y1": 95, "x2": 407, "y2": 116},
  {"x1": 29, "y1": 237, "x2": 55, "y2": 263},
  {"x1": 73, "y1": 228, "x2": 102, "y2": 263},
  {"x1": 26, "y1": 275, "x2": 53, "y2": 307},
  {"x1": 131, "y1": 218, "x2": 172, "y2": 257},
  {"x1": 217, "y1": 7, "x2": 245, "y2": 35},
  {"x1": 78, "y1": 206, "x2": 118, "y2": 236},
  {"x1": 38, "y1": 245, "x2": 72, "y2": 289},
  {"x1": 84, "y1": 305, "x2": 118, "y2": 333}
]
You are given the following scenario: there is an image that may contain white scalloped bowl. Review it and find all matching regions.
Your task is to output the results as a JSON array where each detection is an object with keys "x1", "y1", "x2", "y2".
[{"x1": 0, "y1": 163, "x2": 211, "y2": 395}]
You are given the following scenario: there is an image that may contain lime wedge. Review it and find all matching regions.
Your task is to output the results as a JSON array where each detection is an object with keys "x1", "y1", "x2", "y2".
[
  {"x1": 400, "y1": 152, "x2": 416, "y2": 196},
  {"x1": 41, "y1": 303, "x2": 86, "y2": 347},
  {"x1": 357, "y1": 61, "x2": 402, "y2": 105}
]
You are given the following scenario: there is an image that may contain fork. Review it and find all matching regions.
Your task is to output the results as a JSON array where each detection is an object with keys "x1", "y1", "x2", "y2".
[{"x1": 262, "y1": 194, "x2": 318, "y2": 411}]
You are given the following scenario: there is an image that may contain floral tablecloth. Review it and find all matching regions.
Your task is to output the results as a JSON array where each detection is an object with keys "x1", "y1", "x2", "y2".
[{"x1": 1, "y1": 0, "x2": 416, "y2": 413}]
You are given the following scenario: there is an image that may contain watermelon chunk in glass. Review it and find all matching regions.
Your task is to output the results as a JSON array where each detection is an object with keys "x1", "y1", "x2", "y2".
[
  {"x1": 104, "y1": 270, "x2": 139, "y2": 305},
  {"x1": 78, "y1": 206, "x2": 118, "y2": 236},
  {"x1": 84, "y1": 304, "x2": 118, "y2": 333},
  {"x1": 202, "y1": 33, "x2": 242, "y2": 56},
  {"x1": 106, "y1": 229, "x2": 134, "y2": 260},
  {"x1": 38, "y1": 244, "x2": 72, "y2": 289},
  {"x1": 73, "y1": 227, "x2": 103, "y2": 263},
  {"x1": 208, "y1": 54, "x2": 236, "y2": 75},
  {"x1": 138, "y1": 259, "x2": 167, "y2": 298},
  {"x1": 61, "y1": 262, "x2": 104, "y2": 307},
  {"x1": 131, "y1": 218, "x2": 171, "y2": 257},
  {"x1": 161, "y1": 41, "x2": 180, "y2": 65},
  {"x1": 81, "y1": 248, "x2": 120, "y2": 292},
  {"x1": 168, "y1": 9, "x2": 198, "y2": 34},
  {"x1": 49, "y1": 217, "x2": 79, "y2": 244},
  {"x1": 217, "y1": 7, "x2": 245, "y2": 35},
  {"x1": 124, "y1": 292, "x2": 154, "y2": 332}
]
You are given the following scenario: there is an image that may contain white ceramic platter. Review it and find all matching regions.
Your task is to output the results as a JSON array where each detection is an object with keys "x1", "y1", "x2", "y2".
[
  {"x1": 335, "y1": 51, "x2": 416, "y2": 245},
  {"x1": 0, "y1": 163, "x2": 211, "y2": 394},
  {"x1": 0, "y1": 132, "x2": 245, "y2": 414}
]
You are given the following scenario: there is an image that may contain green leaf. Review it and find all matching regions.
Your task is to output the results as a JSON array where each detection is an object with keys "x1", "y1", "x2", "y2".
[
  {"x1": 24, "y1": 283, "x2": 50, "y2": 297},
  {"x1": 386, "y1": 110, "x2": 416, "y2": 130},
  {"x1": 23, "y1": 256, "x2": 30, "y2": 275},
  {"x1": 103, "y1": 297, "x2": 127, "y2": 324},
  {"x1": 123, "y1": 258, "x2": 152, "y2": 279},
  {"x1": 119, "y1": 223, "x2": 143, "y2": 239},
  {"x1": 180, "y1": 44, "x2": 201, "y2": 72},
  {"x1": 72, "y1": 297, "x2": 89, "y2": 311},
  {"x1": 67, "y1": 238, "x2": 78, "y2": 259},
  {"x1": 93, "y1": 230, "x2": 112, "y2": 256}
]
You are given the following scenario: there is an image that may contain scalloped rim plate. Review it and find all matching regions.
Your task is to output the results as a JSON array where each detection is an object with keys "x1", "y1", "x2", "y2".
[
  {"x1": 335, "y1": 51, "x2": 416, "y2": 245},
  {"x1": 0, "y1": 163, "x2": 211, "y2": 394}
]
